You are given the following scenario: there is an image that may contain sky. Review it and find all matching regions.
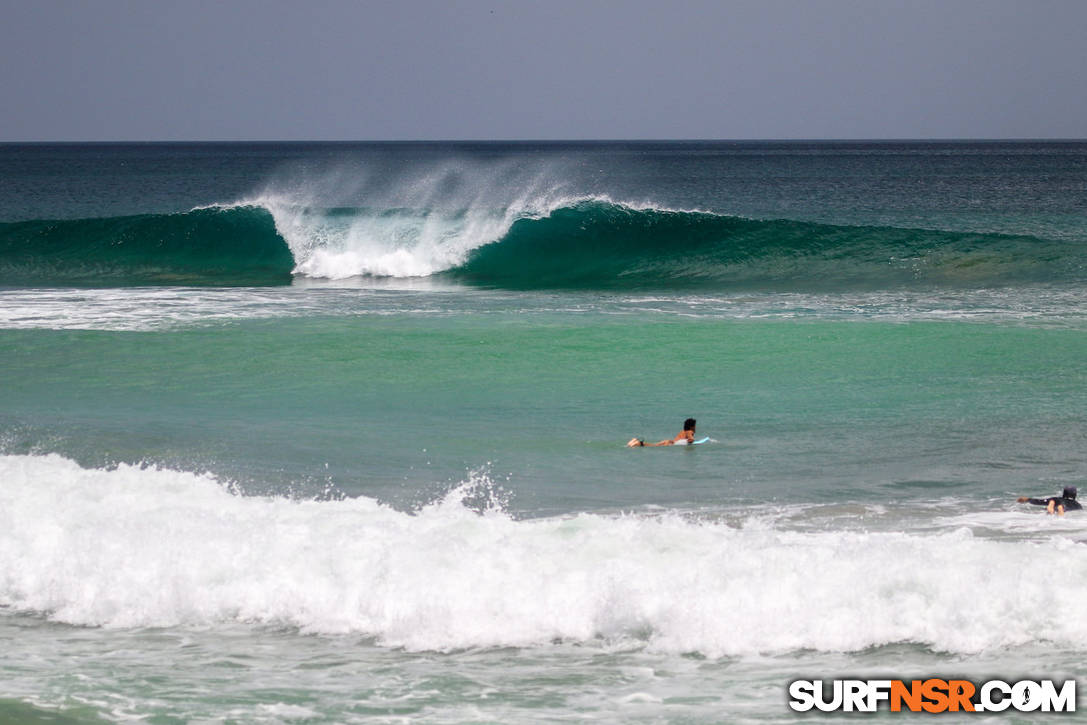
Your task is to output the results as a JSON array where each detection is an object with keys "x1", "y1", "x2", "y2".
[{"x1": 2, "y1": 0, "x2": 1086, "y2": 141}]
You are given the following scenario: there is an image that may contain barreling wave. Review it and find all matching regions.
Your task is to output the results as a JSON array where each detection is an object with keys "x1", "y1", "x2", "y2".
[
  {"x1": 2, "y1": 198, "x2": 1082, "y2": 290},
  {"x1": 447, "y1": 201, "x2": 1084, "y2": 290},
  {"x1": 0, "y1": 206, "x2": 294, "y2": 286}
]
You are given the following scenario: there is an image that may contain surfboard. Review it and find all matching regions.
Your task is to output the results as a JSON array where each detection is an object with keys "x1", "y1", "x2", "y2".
[{"x1": 627, "y1": 436, "x2": 711, "y2": 447}]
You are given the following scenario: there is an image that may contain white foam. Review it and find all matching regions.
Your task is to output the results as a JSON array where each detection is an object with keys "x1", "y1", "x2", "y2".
[
  {"x1": 218, "y1": 154, "x2": 714, "y2": 281},
  {"x1": 4, "y1": 285, "x2": 1086, "y2": 332},
  {"x1": 228, "y1": 160, "x2": 579, "y2": 280},
  {"x1": 2, "y1": 453, "x2": 1084, "y2": 656}
]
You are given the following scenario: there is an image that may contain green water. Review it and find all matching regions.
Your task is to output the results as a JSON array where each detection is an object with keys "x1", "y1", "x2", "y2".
[{"x1": 4, "y1": 311, "x2": 1084, "y2": 514}]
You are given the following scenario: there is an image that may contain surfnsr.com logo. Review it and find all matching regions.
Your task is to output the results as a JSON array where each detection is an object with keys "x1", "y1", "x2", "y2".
[{"x1": 788, "y1": 679, "x2": 1076, "y2": 713}]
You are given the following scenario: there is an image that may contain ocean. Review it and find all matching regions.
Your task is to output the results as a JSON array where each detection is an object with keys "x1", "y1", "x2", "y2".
[{"x1": 1, "y1": 141, "x2": 1085, "y2": 723}]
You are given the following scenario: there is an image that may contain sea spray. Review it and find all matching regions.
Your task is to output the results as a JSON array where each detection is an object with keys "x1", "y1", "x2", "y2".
[
  {"x1": 249, "y1": 157, "x2": 580, "y2": 279},
  {"x1": 2, "y1": 453, "x2": 1084, "y2": 655}
]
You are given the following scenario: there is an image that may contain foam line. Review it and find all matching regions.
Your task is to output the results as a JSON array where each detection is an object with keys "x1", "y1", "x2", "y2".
[{"x1": 2, "y1": 454, "x2": 1084, "y2": 655}]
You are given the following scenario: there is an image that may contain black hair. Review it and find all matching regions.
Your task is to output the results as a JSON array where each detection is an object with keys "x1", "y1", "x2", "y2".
[
  {"x1": 1063, "y1": 486, "x2": 1077, "y2": 500},
  {"x1": 683, "y1": 418, "x2": 696, "y2": 431}
]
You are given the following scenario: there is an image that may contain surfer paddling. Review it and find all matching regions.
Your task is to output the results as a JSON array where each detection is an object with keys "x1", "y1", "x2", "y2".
[
  {"x1": 628, "y1": 418, "x2": 697, "y2": 447},
  {"x1": 1016, "y1": 486, "x2": 1082, "y2": 515}
]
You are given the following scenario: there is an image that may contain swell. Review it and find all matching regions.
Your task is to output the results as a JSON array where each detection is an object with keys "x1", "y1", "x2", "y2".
[
  {"x1": 448, "y1": 201, "x2": 1083, "y2": 290},
  {"x1": 2, "y1": 200, "x2": 1081, "y2": 290},
  {"x1": 0, "y1": 206, "x2": 294, "y2": 286}
]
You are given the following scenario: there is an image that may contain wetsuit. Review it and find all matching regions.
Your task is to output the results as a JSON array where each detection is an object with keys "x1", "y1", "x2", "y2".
[
  {"x1": 1024, "y1": 496, "x2": 1082, "y2": 511},
  {"x1": 1024, "y1": 487, "x2": 1082, "y2": 511}
]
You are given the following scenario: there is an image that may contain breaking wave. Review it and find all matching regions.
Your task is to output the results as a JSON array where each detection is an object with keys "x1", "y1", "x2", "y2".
[
  {"x1": 2, "y1": 199, "x2": 1081, "y2": 290},
  {"x1": 2, "y1": 453, "x2": 1085, "y2": 656}
]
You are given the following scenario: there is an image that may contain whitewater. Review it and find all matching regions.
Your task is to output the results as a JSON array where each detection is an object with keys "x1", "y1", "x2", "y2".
[{"x1": 4, "y1": 453, "x2": 1087, "y2": 654}]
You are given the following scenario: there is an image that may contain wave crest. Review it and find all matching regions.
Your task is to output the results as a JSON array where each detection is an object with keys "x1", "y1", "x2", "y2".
[
  {"x1": 449, "y1": 200, "x2": 1078, "y2": 290},
  {"x1": 2, "y1": 197, "x2": 1079, "y2": 290}
]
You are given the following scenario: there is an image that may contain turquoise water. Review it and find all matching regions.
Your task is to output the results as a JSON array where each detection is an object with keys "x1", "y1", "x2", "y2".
[
  {"x1": 3, "y1": 308, "x2": 1085, "y2": 512},
  {"x1": 2, "y1": 142, "x2": 1086, "y2": 722}
]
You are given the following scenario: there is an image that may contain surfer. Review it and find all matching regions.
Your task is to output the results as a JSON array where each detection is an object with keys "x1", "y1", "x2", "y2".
[
  {"x1": 627, "y1": 418, "x2": 697, "y2": 447},
  {"x1": 1016, "y1": 486, "x2": 1082, "y2": 515}
]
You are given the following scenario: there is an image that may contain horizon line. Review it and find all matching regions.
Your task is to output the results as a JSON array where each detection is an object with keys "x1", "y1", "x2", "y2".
[{"x1": 3, "y1": 137, "x2": 1086, "y2": 145}]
